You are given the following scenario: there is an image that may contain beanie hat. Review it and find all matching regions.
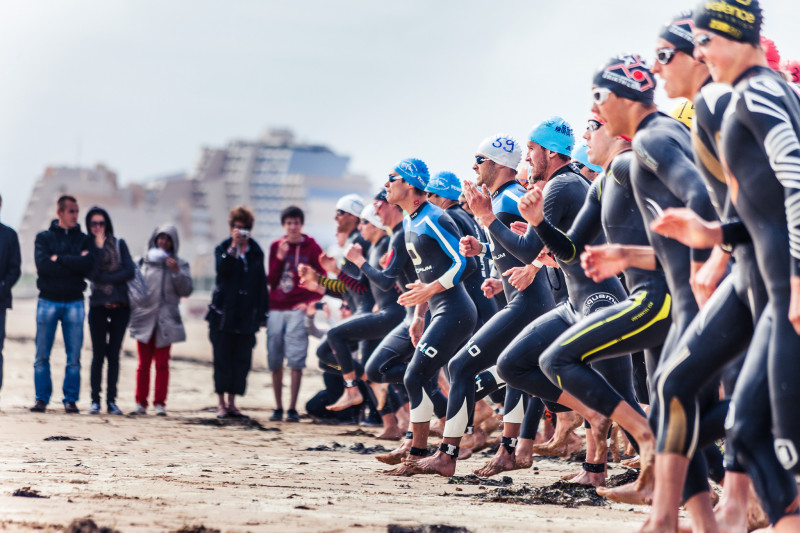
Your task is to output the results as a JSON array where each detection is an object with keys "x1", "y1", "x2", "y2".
[
  {"x1": 593, "y1": 54, "x2": 656, "y2": 104},
  {"x1": 528, "y1": 117, "x2": 575, "y2": 157},
  {"x1": 660, "y1": 10, "x2": 696, "y2": 56},
  {"x1": 336, "y1": 194, "x2": 364, "y2": 217},
  {"x1": 360, "y1": 204, "x2": 385, "y2": 230},
  {"x1": 693, "y1": 0, "x2": 762, "y2": 45},
  {"x1": 424, "y1": 171, "x2": 462, "y2": 201},
  {"x1": 475, "y1": 134, "x2": 522, "y2": 170},
  {"x1": 571, "y1": 141, "x2": 603, "y2": 173},
  {"x1": 394, "y1": 158, "x2": 430, "y2": 190}
]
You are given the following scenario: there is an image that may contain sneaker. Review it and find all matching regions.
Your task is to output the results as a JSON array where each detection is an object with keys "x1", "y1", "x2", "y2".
[
  {"x1": 107, "y1": 402, "x2": 123, "y2": 416},
  {"x1": 30, "y1": 400, "x2": 47, "y2": 413},
  {"x1": 130, "y1": 404, "x2": 146, "y2": 415},
  {"x1": 89, "y1": 402, "x2": 101, "y2": 415},
  {"x1": 269, "y1": 408, "x2": 283, "y2": 422},
  {"x1": 286, "y1": 409, "x2": 300, "y2": 423},
  {"x1": 154, "y1": 405, "x2": 167, "y2": 416},
  {"x1": 64, "y1": 402, "x2": 80, "y2": 414}
]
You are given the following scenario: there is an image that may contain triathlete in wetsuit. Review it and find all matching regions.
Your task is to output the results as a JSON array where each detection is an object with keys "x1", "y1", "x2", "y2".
[
  {"x1": 471, "y1": 117, "x2": 641, "y2": 483},
  {"x1": 377, "y1": 158, "x2": 477, "y2": 476},
  {"x1": 673, "y1": 5, "x2": 800, "y2": 527},
  {"x1": 313, "y1": 204, "x2": 405, "y2": 411},
  {"x1": 405, "y1": 135, "x2": 555, "y2": 476},
  {"x1": 424, "y1": 170, "x2": 498, "y2": 331}
]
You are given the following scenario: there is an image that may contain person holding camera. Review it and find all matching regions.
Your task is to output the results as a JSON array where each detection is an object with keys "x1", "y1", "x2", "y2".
[{"x1": 206, "y1": 206, "x2": 268, "y2": 418}]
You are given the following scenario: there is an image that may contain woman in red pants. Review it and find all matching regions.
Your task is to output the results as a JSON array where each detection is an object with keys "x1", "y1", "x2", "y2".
[{"x1": 128, "y1": 224, "x2": 193, "y2": 416}]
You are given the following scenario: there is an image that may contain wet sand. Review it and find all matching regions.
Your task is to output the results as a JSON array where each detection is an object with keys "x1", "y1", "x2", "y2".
[{"x1": 0, "y1": 298, "x2": 653, "y2": 532}]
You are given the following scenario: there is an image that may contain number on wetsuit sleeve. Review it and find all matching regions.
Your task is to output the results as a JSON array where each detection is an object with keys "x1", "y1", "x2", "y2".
[{"x1": 417, "y1": 342, "x2": 438, "y2": 358}]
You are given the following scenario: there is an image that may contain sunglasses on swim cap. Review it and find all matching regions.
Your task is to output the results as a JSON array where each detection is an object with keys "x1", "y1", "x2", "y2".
[
  {"x1": 655, "y1": 47, "x2": 678, "y2": 65},
  {"x1": 592, "y1": 87, "x2": 612, "y2": 105}
]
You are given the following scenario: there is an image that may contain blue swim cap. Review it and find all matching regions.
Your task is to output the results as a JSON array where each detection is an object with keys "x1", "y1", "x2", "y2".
[
  {"x1": 424, "y1": 171, "x2": 462, "y2": 201},
  {"x1": 528, "y1": 116, "x2": 575, "y2": 157},
  {"x1": 571, "y1": 141, "x2": 603, "y2": 173},
  {"x1": 394, "y1": 158, "x2": 430, "y2": 190}
]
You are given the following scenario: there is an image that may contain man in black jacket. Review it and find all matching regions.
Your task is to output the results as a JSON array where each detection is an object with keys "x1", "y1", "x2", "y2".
[
  {"x1": 31, "y1": 195, "x2": 94, "y2": 413},
  {"x1": 0, "y1": 194, "x2": 21, "y2": 393}
]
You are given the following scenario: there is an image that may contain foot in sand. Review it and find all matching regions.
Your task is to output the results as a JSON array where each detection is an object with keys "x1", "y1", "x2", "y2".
[
  {"x1": 473, "y1": 444, "x2": 519, "y2": 478},
  {"x1": 376, "y1": 441, "x2": 410, "y2": 465},
  {"x1": 405, "y1": 450, "x2": 457, "y2": 477}
]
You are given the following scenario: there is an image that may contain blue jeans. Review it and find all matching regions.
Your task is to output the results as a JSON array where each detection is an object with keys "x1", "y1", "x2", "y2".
[{"x1": 34, "y1": 298, "x2": 84, "y2": 404}]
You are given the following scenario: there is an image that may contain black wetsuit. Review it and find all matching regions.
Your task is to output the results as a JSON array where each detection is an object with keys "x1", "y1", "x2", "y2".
[
  {"x1": 446, "y1": 204, "x2": 498, "y2": 330},
  {"x1": 653, "y1": 82, "x2": 766, "y2": 468},
  {"x1": 318, "y1": 234, "x2": 405, "y2": 376},
  {"x1": 340, "y1": 229, "x2": 375, "y2": 314},
  {"x1": 489, "y1": 166, "x2": 640, "y2": 436},
  {"x1": 361, "y1": 222, "x2": 448, "y2": 419},
  {"x1": 402, "y1": 202, "x2": 477, "y2": 424},
  {"x1": 720, "y1": 66, "x2": 800, "y2": 522},
  {"x1": 441, "y1": 180, "x2": 554, "y2": 438}
]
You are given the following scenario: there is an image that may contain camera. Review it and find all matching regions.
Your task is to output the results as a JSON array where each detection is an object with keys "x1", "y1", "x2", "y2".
[
  {"x1": 238, "y1": 228, "x2": 250, "y2": 238},
  {"x1": 314, "y1": 301, "x2": 325, "y2": 310}
]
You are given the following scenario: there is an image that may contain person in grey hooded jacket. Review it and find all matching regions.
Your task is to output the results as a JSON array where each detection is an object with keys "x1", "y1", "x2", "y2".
[{"x1": 128, "y1": 224, "x2": 192, "y2": 415}]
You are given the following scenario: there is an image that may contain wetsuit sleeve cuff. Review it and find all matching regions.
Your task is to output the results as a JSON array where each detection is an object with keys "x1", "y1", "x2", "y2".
[{"x1": 720, "y1": 220, "x2": 751, "y2": 252}]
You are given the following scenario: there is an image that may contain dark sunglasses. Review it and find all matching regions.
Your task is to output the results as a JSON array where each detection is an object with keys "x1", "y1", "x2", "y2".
[
  {"x1": 387, "y1": 174, "x2": 402, "y2": 183},
  {"x1": 655, "y1": 47, "x2": 678, "y2": 65},
  {"x1": 89, "y1": 221, "x2": 106, "y2": 227},
  {"x1": 232, "y1": 224, "x2": 251, "y2": 230},
  {"x1": 335, "y1": 209, "x2": 347, "y2": 217},
  {"x1": 587, "y1": 119, "x2": 604, "y2": 132},
  {"x1": 695, "y1": 33, "x2": 713, "y2": 47},
  {"x1": 475, "y1": 155, "x2": 489, "y2": 165}
]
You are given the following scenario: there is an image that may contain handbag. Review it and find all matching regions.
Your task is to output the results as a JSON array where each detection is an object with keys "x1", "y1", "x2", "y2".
[{"x1": 117, "y1": 239, "x2": 147, "y2": 307}]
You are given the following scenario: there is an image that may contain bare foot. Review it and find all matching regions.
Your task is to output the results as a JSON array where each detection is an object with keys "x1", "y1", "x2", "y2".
[
  {"x1": 376, "y1": 425, "x2": 405, "y2": 441},
  {"x1": 621, "y1": 455, "x2": 641, "y2": 469},
  {"x1": 596, "y1": 443, "x2": 654, "y2": 505},
  {"x1": 429, "y1": 418, "x2": 445, "y2": 438},
  {"x1": 715, "y1": 483, "x2": 769, "y2": 533},
  {"x1": 382, "y1": 464, "x2": 417, "y2": 476},
  {"x1": 473, "y1": 445, "x2": 517, "y2": 477},
  {"x1": 458, "y1": 447, "x2": 472, "y2": 460},
  {"x1": 396, "y1": 405, "x2": 409, "y2": 433},
  {"x1": 514, "y1": 447, "x2": 533, "y2": 469},
  {"x1": 405, "y1": 451, "x2": 457, "y2": 477},
  {"x1": 326, "y1": 388, "x2": 364, "y2": 411},
  {"x1": 376, "y1": 443, "x2": 409, "y2": 465},
  {"x1": 462, "y1": 428, "x2": 489, "y2": 451},
  {"x1": 564, "y1": 469, "x2": 606, "y2": 488},
  {"x1": 533, "y1": 411, "x2": 584, "y2": 457}
]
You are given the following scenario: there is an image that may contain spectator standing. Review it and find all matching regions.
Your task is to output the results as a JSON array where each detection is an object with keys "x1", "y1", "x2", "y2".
[
  {"x1": 266, "y1": 206, "x2": 324, "y2": 422},
  {"x1": 206, "y1": 206, "x2": 268, "y2": 418},
  {"x1": 85, "y1": 207, "x2": 135, "y2": 415},
  {"x1": 128, "y1": 225, "x2": 192, "y2": 416},
  {"x1": 31, "y1": 195, "x2": 95, "y2": 413},
  {"x1": 0, "y1": 194, "x2": 21, "y2": 394}
]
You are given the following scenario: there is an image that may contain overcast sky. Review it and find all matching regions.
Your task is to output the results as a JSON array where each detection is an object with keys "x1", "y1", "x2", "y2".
[{"x1": 1, "y1": 0, "x2": 798, "y2": 229}]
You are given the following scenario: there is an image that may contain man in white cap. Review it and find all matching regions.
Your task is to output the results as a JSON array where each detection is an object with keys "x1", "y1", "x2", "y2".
[{"x1": 406, "y1": 134, "x2": 557, "y2": 476}]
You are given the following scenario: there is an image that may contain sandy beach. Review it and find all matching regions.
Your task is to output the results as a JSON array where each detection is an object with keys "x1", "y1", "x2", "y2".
[{"x1": 0, "y1": 296, "x2": 654, "y2": 532}]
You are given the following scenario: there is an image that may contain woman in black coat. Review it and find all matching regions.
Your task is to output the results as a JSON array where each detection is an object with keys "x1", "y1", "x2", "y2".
[
  {"x1": 86, "y1": 206, "x2": 135, "y2": 415},
  {"x1": 206, "y1": 206, "x2": 268, "y2": 418}
]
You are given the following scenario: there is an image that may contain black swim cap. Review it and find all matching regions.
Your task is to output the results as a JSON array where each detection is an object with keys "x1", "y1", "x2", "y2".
[
  {"x1": 660, "y1": 10, "x2": 696, "y2": 56},
  {"x1": 593, "y1": 54, "x2": 656, "y2": 104},
  {"x1": 693, "y1": 0, "x2": 762, "y2": 45}
]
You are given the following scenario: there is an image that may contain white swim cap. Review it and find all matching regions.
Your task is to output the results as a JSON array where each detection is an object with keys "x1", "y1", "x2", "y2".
[
  {"x1": 475, "y1": 134, "x2": 522, "y2": 170},
  {"x1": 360, "y1": 204, "x2": 385, "y2": 230},
  {"x1": 336, "y1": 194, "x2": 364, "y2": 217}
]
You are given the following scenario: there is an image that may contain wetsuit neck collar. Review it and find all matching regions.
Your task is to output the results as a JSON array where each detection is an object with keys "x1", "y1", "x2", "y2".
[
  {"x1": 635, "y1": 110, "x2": 662, "y2": 134},
  {"x1": 550, "y1": 164, "x2": 574, "y2": 180},
  {"x1": 392, "y1": 221, "x2": 403, "y2": 233},
  {"x1": 491, "y1": 179, "x2": 519, "y2": 199},
  {"x1": 408, "y1": 201, "x2": 429, "y2": 220},
  {"x1": 732, "y1": 65, "x2": 772, "y2": 86}
]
